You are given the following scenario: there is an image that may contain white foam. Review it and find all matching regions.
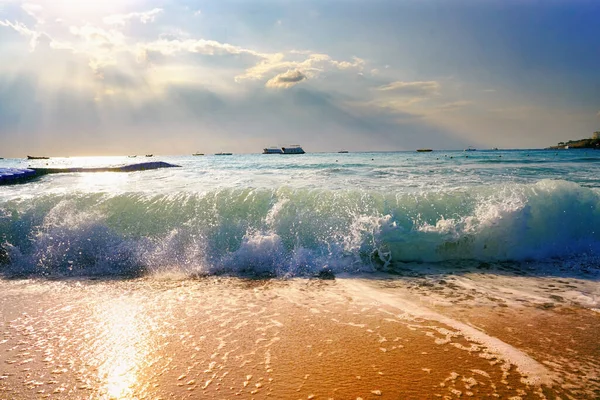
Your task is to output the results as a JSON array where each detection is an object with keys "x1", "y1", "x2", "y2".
[
  {"x1": 341, "y1": 280, "x2": 555, "y2": 386},
  {"x1": 2, "y1": 180, "x2": 599, "y2": 277}
]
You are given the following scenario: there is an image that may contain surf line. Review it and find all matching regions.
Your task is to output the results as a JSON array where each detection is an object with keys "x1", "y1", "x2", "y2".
[
  {"x1": 340, "y1": 279, "x2": 555, "y2": 387},
  {"x1": 0, "y1": 162, "x2": 180, "y2": 185}
]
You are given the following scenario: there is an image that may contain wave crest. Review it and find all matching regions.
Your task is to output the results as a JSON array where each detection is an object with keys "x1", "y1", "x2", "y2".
[{"x1": 1, "y1": 180, "x2": 599, "y2": 277}]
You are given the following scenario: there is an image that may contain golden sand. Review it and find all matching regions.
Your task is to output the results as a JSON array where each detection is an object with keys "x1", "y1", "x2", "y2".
[{"x1": 0, "y1": 274, "x2": 598, "y2": 399}]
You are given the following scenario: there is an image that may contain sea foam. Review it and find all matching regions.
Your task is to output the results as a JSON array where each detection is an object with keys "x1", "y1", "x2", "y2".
[{"x1": 1, "y1": 180, "x2": 598, "y2": 277}]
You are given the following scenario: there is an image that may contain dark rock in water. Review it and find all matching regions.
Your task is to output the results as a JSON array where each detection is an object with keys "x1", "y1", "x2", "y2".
[
  {"x1": 477, "y1": 262, "x2": 491, "y2": 270},
  {"x1": 252, "y1": 271, "x2": 277, "y2": 279},
  {"x1": 0, "y1": 246, "x2": 9, "y2": 265},
  {"x1": 317, "y1": 268, "x2": 335, "y2": 280}
]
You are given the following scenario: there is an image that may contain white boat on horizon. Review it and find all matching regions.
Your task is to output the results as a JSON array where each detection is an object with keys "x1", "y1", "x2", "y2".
[
  {"x1": 263, "y1": 147, "x2": 283, "y2": 154},
  {"x1": 263, "y1": 145, "x2": 306, "y2": 154},
  {"x1": 281, "y1": 145, "x2": 305, "y2": 154}
]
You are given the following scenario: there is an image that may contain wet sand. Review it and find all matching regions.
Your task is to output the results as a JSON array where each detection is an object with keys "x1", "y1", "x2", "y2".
[{"x1": 0, "y1": 268, "x2": 599, "y2": 399}]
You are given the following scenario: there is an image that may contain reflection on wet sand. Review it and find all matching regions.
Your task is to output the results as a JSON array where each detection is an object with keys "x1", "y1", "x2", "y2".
[
  {"x1": 0, "y1": 273, "x2": 599, "y2": 399},
  {"x1": 95, "y1": 299, "x2": 146, "y2": 399}
]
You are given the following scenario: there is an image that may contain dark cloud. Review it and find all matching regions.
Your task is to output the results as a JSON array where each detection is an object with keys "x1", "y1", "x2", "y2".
[{"x1": 266, "y1": 69, "x2": 306, "y2": 88}]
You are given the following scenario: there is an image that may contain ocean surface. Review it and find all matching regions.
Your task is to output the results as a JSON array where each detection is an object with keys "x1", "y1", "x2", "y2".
[
  {"x1": 2, "y1": 149, "x2": 600, "y2": 399},
  {"x1": 1, "y1": 149, "x2": 599, "y2": 278}
]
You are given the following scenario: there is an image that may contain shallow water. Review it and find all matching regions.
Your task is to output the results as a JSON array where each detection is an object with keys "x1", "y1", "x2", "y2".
[{"x1": 0, "y1": 269, "x2": 598, "y2": 399}]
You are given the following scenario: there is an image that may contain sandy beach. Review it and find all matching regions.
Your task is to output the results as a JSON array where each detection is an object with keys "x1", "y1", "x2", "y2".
[{"x1": 1, "y1": 263, "x2": 598, "y2": 399}]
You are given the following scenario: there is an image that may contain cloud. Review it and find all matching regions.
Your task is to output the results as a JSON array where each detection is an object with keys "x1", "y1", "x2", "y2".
[
  {"x1": 266, "y1": 69, "x2": 307, "y2": 88},
  {"x1": 236, "y1": 53, "x2": 364, "y2": 83},
  {"x1": 377, "y1": 80, "x2": 440, "y2": 97},
  {"x1": 67, "y1": 24, "x2": 128, "y2": 72},
  {"x1": 2, "y1": 4, "x2": 366, "y2": 92},
  {"x1": 137, "y1": 38, "x2": 266, "y2": 59},
  {"x1": 138, "y1": 37, "x2": 364, "y2": 88},
  {"x1": 21, "y1": 3, "x2": 44, "y2": 24},
  {"x1": 436, "y1": 100, "x2": 472, "y2": 111},
  {"x1": 103, "y1": 8, "x2": 163, "y2": 26},
  {"x1": 0, "y1": 19, "x2": 45, "y2": 50},
  {"x1": 367, "y1": 82, "x2": 443, "y2": 113},
  {"x1": 333, "y1": 56, "x2": 365, "y2": 70},
  {"x1": 365, "y1": 98, "x2": 428, "y2": 114},
  {"x1": 69, "y1": 25, "x2": 125, "y2": 49}
]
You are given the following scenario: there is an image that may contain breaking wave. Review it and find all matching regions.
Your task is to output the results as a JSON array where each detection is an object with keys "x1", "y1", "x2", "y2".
[{"x1": 1, "y1": 180, "x2": 599, "y2": 277}]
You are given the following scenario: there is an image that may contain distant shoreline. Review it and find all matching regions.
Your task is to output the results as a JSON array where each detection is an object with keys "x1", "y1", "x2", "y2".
[{"x1": 547, "y1": 134, "x2": 600, "y2": 150}]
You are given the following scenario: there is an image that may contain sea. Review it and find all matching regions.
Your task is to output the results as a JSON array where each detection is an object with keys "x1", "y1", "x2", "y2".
[
  {"x1": 1, "y1": 149, "x2": 600, "y2": 398},
  {"x1": 1, "y1": 149, "x2": 599, "y2": 277}
]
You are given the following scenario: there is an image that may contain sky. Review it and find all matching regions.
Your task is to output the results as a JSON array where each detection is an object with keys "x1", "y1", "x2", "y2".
[{"x1": 0, "y1": 0, "x2": 599, "y2": 156}]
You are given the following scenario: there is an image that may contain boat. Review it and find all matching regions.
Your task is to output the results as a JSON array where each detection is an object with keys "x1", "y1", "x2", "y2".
[
  {"x1": 464, "y1": 147, "x2": 476, "y2": 152},
  {"x1": 338, "y1": 150, "x2": 349, "y2": 153},
  {"x1": 27, "y1": 155, "x2": 50, "y2": 160},
  {"x1": 214, "y1": 152, "x2": 233, "y2": 156},
  {"x1": 281, "y1": 145, "x2": 305, "y2": 154},
  {"x1": 127, "y1": 155, "x2": 137, "y2": 158},
  {"x1": 145, "y1": 154, "x2": 153, "y2": 157},
  {"x1": 192, "y1": 152, "x2": 204, "y2": 156},
  {"x1": 416, "y1": 149, "x2": 432, "y2": 152},
  {"x1": 263, "y1": 147, "x2": 283, "y2": 154}
]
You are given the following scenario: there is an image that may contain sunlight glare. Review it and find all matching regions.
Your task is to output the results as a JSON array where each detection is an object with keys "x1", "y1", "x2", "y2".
[
  {"x1": 77, "y1": 171, "x2": 129, "y2": 192},
  {"x1": 96, "y1": 298, "x2": 148, "y2": 399}
]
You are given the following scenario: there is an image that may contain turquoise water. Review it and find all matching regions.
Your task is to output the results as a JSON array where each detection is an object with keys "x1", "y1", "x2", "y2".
[{"x1": 1, "y1": 150, "x2": 599, "y2": 276}]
